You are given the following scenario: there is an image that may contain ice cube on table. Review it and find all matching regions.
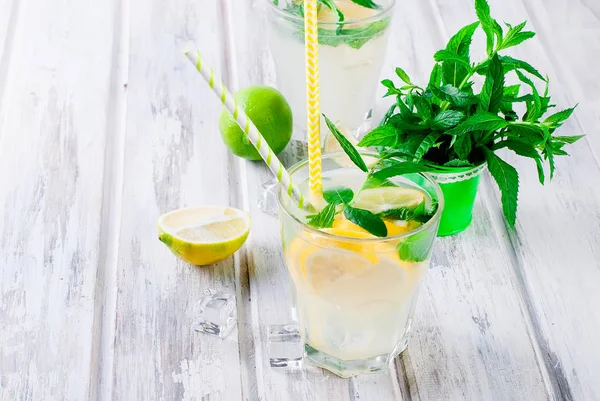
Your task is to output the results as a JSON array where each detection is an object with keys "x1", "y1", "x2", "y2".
[
  {"x1": 193, "y1": 289, "x2": 236, "y2": 338},
  {"x1": 257, "y1": 179, "x2": 278, "y2": 217},
  {"x1": 267, "y1": 324, "x2": 303, "y2": 369}
]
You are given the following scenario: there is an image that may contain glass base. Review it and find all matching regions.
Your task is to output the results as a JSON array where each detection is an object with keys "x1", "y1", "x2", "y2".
[{"x1": 304, "y1": 340, "x2": 408, "y2": 378}]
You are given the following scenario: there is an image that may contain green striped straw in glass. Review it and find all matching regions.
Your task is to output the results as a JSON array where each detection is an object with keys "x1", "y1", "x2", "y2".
[{"x1": 184, "y1": 50, "x2": 308, "y2": 210}]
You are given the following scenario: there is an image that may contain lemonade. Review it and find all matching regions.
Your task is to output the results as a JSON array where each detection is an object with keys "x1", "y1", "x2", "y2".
[
  {"x1": 278, "y1": 153, "x2": 443, "y2": 377},
  {"x1": 266, "y1": 0, "x2": 396, "y2": 137}
]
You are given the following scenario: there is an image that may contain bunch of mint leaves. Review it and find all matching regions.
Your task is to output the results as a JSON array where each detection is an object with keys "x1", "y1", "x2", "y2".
[
  {"x1": 306, "y1": 115, "x2": 439, "y2": 262},
  {"x1": 363, "y1": 0, "x2": 583, "y2": 227},
  {"x1": 274, "y1": 0, "x2": 389, "y2": 50}
]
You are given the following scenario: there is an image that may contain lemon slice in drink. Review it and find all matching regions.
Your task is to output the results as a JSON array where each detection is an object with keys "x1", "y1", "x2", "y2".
[
  {"x1": 352, "y1": 187, "x2": 426, "y2": 215},
  {"x1": 299, "y1": 247, "x2": 373, "y2": 290},
  {"x1": 158, "y1": 206, "x2": 250, "y2": 266}
]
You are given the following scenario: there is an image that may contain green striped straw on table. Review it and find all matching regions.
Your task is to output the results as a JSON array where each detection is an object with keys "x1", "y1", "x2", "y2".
[{"x1": 184, "y1": 50, "x2": 308, "y2": 210}]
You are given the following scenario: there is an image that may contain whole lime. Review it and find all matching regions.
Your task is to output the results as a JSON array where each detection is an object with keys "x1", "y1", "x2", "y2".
[{"x1": 219, "y1": 86, "x2": 293, "y2": 161}]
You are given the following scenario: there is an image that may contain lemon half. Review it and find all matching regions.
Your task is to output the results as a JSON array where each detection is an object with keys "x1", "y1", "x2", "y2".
[{"x1": 158, "y1": 206, "x2": 250, "y2": 266}]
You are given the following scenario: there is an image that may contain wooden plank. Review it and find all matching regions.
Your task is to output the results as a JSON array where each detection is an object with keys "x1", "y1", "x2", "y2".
[
  {"x1": 0, "y1": 0, "x2": 16, "y2": 87},
  {"x1": 0, "y1": 0, "x2": 117, "y2": 399},
  {"x1": 225, "y1": 1, "x2": 403, "y2": 400},
  {"x1": 108, "y1": 0, "x2": 244, "y2": 400},
  {"x1": 382, "y1": 0, "x2": 554, "y2": 399},
  {"x1": 475, "y1": 0, "x2": 600, "y2": 399}
]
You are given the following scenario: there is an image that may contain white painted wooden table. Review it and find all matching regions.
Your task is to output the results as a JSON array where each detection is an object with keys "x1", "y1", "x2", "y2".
[{"x1": 1, "y1": 0, "x2": 599, "y2": 399}]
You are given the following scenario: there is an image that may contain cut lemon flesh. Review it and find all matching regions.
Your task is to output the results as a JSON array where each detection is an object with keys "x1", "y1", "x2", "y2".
[
  {"x1": 158, "y1": 206, "x2": 250, "y2": 266},
  {"x1": 300, "y1": 248, "x2": 372, "y2": 290},
  {"x1": 352, "y1": 187, "x2": 426, "y2": 215}
]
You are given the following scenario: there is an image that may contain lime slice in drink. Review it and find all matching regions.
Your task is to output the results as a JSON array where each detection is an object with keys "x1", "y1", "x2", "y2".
[
  {"x1": 158, "y1": 206, "x2": 250, "y2": 266},
  {"x1": 352, "y1": 187, "x2": 425, "y2": 215}
]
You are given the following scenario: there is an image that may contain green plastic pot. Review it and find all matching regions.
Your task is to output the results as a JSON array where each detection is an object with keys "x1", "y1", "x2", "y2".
[{"x1": 430, "y1": 163, "x2": 487, "y2": 237}]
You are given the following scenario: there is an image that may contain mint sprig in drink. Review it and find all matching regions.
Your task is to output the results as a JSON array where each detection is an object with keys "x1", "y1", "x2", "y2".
[
  {"x1": 267, "y1": 0, "x2": 395, "y2": 137},
  {"x1": 278, "y1": 116, "x2": 443, "y2": 377}
]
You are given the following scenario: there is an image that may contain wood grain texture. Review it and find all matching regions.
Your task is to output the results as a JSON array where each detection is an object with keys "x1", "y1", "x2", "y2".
[
  {"x1": 0, "y1": 0, "x2": 117, "y2": 399},
  {"x1": 107, "y1": 0, "x2": 243, "y2": 400}
]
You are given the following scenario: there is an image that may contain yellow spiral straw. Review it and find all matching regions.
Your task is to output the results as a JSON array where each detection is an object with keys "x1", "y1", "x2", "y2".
[{"x1": 304, "y1": 0, "x2": 323, "y2": 196}]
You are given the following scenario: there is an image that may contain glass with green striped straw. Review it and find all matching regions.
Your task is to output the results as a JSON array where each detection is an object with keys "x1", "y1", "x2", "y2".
[{"x1": 185, "y1": 49, "x2": 310, "y2": 211}]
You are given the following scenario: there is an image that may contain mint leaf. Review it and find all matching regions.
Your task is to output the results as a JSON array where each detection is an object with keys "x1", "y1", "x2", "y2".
[
  {"x1": 413, "y1": 95, "x2": 433, "y2": 120},
  {"x1": 496, "y1": 139, "x2": 545, "y2": 184},
  {"x1": 394, "y1": 133, "x2": 429, "y2": 156},
  {"x1": 434, "y1": 50, "x2": 471, "y2": 69},
  {"x1": 361, "y1": 175, "x2": 397, "y2": 190},
  {"x1": 483, "y1": 148, "x2": 519, "y2": 227},
  {"x1": 344, "y1": 17, "x2": 390, "y2": 49},
  {"x1": 379, "y1": 207, "x2": 413, "y2": 220},
  {"x1": 397, "y1": 229, "x2": 436, "y2": 262},
  {"x1": 307, "y1": 203, "x2": 337, "y2": 229},
  {"x1": 396, "y1": 97, "x2": 419, "y2": 121},
  {"x1": 542, "y1": 140, "x2": 556, "y2": 179},
  {"x1": 431, "y1": 110, "x2": 465, "y2": 130},
  {"x1": 415, "y1": 132, "x2": 442, "y2": 160},
  {"x1": 454, "y1": 134, "x2": 472, "y2": 159},
  {"x1": 499, "y1": 21, "x2": 535, "y2": 49},
  {"x1": 544, "y1": 107, "x2": 576, "y2": 126},
  {"x1": 350, "y1": 0, "x2": 381, "y2": 9},
  {"x1": 388, "y1": 117, "x2": 428, "y2": 133},
  {"x1": 477, "y1": 56, "x2": 546, "y2": 82},
  {"x1": 344, "y1": 206, "x2": 387, "y2": 237},
  {"x1": 506, "y1": 123, "x2": 546, "y2": 145},
  {"x1": 431, "y1": 84, "x2": 478, "y2": 107},
  {"x1": 443, "y1": 21, "x2": 479, "y2": 86},
  {"x1": 446, "y1": 21, "x2": 480, "y2": 55},
  {"x1": 291, "y1": 16, "x2": 390, "y2": 50},
  {"x1": 475, "y1": 0, "x2": 497, "y2": 54},
  {"x1": 323, "y1": 186, "x2": 354, "y2": 205},
  {"x1": 501, "y1": 56, "x2": 545, "y2": 81},
  {"x1": 380, "y1": 104, "x2": 397, "y2": 126},
  {"x1": 358, "y1": 125, "x2": 398, "y2": 147},
  {"x1": 381, "y1": 79, "x2": 401, "y2": 97},
  {"x1": 479, "y1": 53, "x2": 504, "y2": 113},
  {"x1": 428, "y1": 63, "x2": 443, "y2": 89},
  {"x1": 553, "y1": 134, "x2": 584, "y2": 144},
  {"x1": 503, "y1": 84, "x2": 521, "y2": 98},
  {"x1": 446, "y1": 112, "x2": 508, "y2": 136},
  {"x1": 324, "y1": 114, "x2": 369, "y2": 172},
  {"x1": 395, "y1": 67, "x2": 412, "y2": 85},
  {"x1": 373, "y1": 162, "x2": 440, "y2": 180},
  {"x1": 380, "y1": 200, "x2": 437, "y2": 223},
  {"x1": 515, "y1": 70, "x2": 541, "y2": 121}
]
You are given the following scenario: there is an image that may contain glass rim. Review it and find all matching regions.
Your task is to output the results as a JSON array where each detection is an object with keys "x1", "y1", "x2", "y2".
[
  {"x1": 265, "y1": 0, "x2": 396, "y2": 27},
  {"x1": 277, "y1": 152, "x2": 445, "y2": 243}
]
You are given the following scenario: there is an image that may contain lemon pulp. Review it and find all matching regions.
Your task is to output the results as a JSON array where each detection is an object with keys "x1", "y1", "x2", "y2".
[{"x1": 158, "y1": 206, "x2": 250, "y2": 266}]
